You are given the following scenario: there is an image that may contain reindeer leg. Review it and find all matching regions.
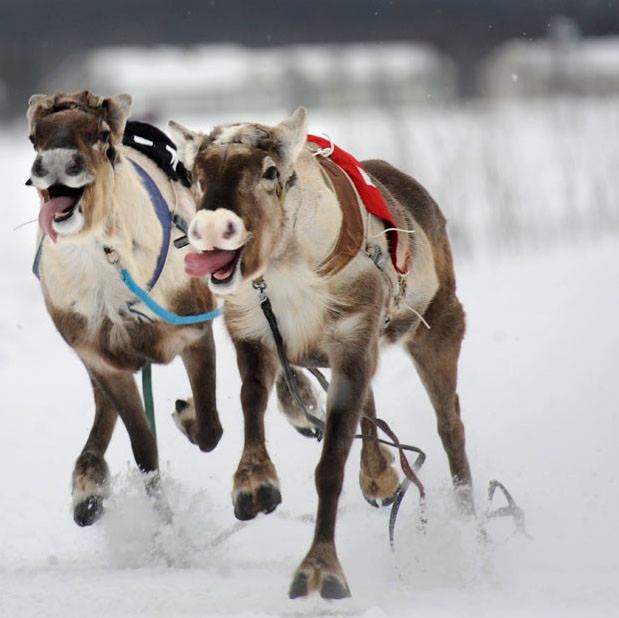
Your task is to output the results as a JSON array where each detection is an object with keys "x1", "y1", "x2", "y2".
[
  {"x1": 173, "y1": 326, "x2": 222, "y2": 452},
  {"x1": 359, "y1": 388, "x2": 400, "y2": 507},
  {"x1": 88, "y1": 368, "x2": 165, "y2": 514},
  {"x1": 275, "y1": 367, "x2": 324, "y2": 439},
  {"x1": 406, "y1": 292, "x2": 474, "y2": 513},
  {"x1": 72, "y1": 374, "x2": 118, "y2": 526},
  {"x1": 289, "y1": 340, "x2": 377, "y2": 600},
  {"x1": 232, "y1": 340, "x2": 281, "y2": 521}
]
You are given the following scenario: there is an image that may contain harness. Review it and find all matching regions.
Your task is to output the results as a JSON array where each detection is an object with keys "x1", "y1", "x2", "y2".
[
  {"x1": 307, "y1": 136, "x2": 424, "y2": 331},
  {"x1": 308, "y1": 134, "x2": 411, "y2": 277},
  {"x1": 128, "y1": 159, "x2": 174, "y2": 292},
  {"x1": 312, "y1": 152, "x2": 365, "y2": 278}
]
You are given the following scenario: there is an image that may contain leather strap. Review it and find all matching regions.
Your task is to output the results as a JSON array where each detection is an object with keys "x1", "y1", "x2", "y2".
[{"x1": 315, "y1": 155, "x2": 365, "y2": 277}]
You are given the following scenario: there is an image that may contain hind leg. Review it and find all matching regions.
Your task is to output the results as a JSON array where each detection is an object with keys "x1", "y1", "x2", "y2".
[
  {"x1": 405, "y1": 293, "x2": 473, "y2": 512},
  {"x1": 359, "y1": 389, "x2": 400, "y2": 506},
  {"x1": 72, "y1": 376, "x2": 117, "y2": 526},
  {"x1": 86, "y1": 366, "x2": 166, "y2": 517},
  {"x1": 275, "y1": 367, "x2": 324, "y2": 439}
]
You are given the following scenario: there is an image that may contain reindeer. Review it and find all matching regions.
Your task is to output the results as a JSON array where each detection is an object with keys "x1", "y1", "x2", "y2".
[
  {"x1": 169, "y1": 108, "x2": 472, "y2": 599},
  {"x1": 26, "y1": 91, "x2": 225, "y2": 526}
]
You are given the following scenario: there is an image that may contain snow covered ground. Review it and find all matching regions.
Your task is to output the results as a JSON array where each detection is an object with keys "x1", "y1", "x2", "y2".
[{"x1": 1, "y1": 105, "x2": 618, "y2": 617}]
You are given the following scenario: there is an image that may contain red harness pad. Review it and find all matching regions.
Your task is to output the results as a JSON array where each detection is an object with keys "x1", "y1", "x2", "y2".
[{"x1": 307, "y1": 135, "x2": 408, "y2": 274}]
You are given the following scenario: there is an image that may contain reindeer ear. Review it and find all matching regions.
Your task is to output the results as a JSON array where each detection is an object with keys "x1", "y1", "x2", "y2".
[
  {"x1": 274, "y1": 107, "x2": 307, "y2": 166},
  {"x1": 26, "y1": 93, "x2": 49, "y2": 132},
  {"x1": 102, "y1": 94, "x2": 132, "y2": 143},
  {"x1": 168, "y1": 120, "x2": 205, "y2": 170},
  {"x1": 28, "y1": 93, "x2": 47, "y2": 110}
]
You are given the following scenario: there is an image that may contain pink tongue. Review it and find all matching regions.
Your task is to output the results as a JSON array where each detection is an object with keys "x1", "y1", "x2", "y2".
[
  {"x1": 185, "y1": 249, "x2": 237, "y2": 278},
  {"x1": 38, "y1": 196, "x2": 77, "y2": 243}
]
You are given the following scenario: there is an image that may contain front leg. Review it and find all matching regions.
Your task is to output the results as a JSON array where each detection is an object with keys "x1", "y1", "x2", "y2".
[
  {"x1": 174, "y1": 325, "x2": 222, "y2": 452},
  {"x1": 290, "y1": 337, "x2": 378, "y2": 599},
  {"x1": 232, "y1": 339, "x2": 281, "y2": 520},
  {"x1": 72, "y1": 374, "x2": 118, "y2": 526}
]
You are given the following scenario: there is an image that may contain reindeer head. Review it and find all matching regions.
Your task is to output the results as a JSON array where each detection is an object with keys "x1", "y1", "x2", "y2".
[
  {"x1": 26, "y1": 90, "x2": 131, "y2": 243},
  {"x1": 169, "y1": 107, "x2": 307, "y2": 295}
]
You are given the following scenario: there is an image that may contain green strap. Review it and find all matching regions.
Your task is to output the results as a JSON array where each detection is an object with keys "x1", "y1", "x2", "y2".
[{"x1": 141, "y1": 363, "x2": 157, "y2": 440}]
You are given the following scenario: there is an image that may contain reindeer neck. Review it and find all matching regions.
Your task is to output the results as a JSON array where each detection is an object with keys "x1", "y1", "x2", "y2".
[
  {"x1": 271, "y1": 149, "x2": 344, "y2": 268},
  {"x1": 223, "y1": 150, "x2": 350, "y2": 356},
  {"x1": 39, "y1": 147, "x2": 184, "y2": 323},
  {"x1": 103, "y1": 149, "x2": 171, "y2": 276}
]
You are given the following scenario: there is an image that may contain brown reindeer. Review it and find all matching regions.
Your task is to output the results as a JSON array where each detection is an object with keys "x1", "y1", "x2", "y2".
[
  {"x1": 169, "y1": 108, "x2": 472, "y2": 599},
  {"x1": 26, "y1": 91, "x2": 224, "y2": 526}
]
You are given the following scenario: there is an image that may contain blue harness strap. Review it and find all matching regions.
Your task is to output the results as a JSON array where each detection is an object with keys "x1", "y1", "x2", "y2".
[
  {"x1": 120, "y1": 267, "x2": 221, "y2": 324},
  {"x1": 129, "y1": 159, "x2": 172, "y2": 291}
]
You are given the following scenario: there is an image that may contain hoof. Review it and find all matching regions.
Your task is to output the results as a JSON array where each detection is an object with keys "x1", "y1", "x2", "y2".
[
  {"x1": 172, "y1": 398, "x2": 223, "y2": 452},
  {"x1": 288, "y1": 571, "x2": 351, "y2": 599},
  {"x1": 295, "y1": 426, "x2": 322, "y2": 440},
  {"x1": 289, "y1": 541, "x2": 350, "y2": 600},
  {"x1": 175, "y1": 399, "x2": 189, "y2": 414},
  {"x1": 363, "y1": 489, "x2": 399, "y2": 508},
  {"x1": 256, "y1": 483, "x2": 282, "y2": 514},
  {"x1": 362, "y1": 480, "x2": 400, "y2": 508},
  {"x1": 233, "y1": 491, "x2": 256, "y2": 521},
  {"x1": 73, "y1": 495, "x2": 104, "y2": 527},
  {"x1": 359, "y1": 443, "x2": 400, "y2": 508},
  {"x1": 233, "y1": 483, "x2": 282, "y2": 521},
  {"x1": 195, "y1": 423, "x2": 223, "y2": 453},
  {"x1": 321, "y1": 574, "x2": 351, "y2": 599},
  {"x1": 363, "y1": 494, "x2": 379, "y2": 508},
  {"x1": 172, "y1": 398, "x2": 196, "y2": 443},
  {"x1": 288, "y1": 572, "x2": 309, "y2": 599},
  {"x1": 276, "y1": 368, "x2": 325, "y2": 439}
]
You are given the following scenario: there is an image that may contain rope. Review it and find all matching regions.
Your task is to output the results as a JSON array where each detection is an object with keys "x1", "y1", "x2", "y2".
[{"x1": 142, "y1": 362, "x2": 157, "y2": 439}]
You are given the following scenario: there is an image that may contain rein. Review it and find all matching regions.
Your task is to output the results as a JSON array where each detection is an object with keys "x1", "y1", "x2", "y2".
[{"x1": 104, "y1": 248, "x2": 221, "y2": 325}]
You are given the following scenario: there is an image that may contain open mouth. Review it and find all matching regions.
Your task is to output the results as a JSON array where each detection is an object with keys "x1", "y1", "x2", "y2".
[
  {"x1": 39, "y1": 184, "x2": 86, "y2": 243},
  {"x1": 184, "y1": 247, "x2": 243, "y2": 285}
]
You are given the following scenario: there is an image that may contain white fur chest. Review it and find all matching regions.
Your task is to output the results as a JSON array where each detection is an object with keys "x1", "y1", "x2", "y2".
[
  {"x1": 225, "y1": 261, "x2": 334, "y2": 361},
  {"x1": 40, "y1": 238, "x2": 134, "y2": 326}
]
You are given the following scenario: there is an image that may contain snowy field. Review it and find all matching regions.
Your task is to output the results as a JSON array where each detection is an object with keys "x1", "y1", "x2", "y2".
[{"x1": 1, "y1": 100, "x2": 618, "y2": 617}]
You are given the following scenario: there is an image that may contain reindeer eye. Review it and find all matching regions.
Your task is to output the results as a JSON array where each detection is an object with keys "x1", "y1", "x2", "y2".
[
  {"x1": 100, "y1": 130, "x2": 111, "y2": 143},
  {"x1": 263, "y1": 166, "x2": 278, "y2": 181}
]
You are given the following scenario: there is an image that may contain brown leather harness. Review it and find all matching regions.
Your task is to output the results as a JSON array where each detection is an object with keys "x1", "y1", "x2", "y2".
[
  {"x1": 312, "y1": 149, "x2": 411, "y2": 281},
  {"x1": 314, "y1": 154, "x2": 366, "y2": 278}
]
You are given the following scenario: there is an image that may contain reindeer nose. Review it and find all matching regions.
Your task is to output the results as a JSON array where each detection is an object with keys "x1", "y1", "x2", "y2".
[
  {"x1": 223, "y1": 220, "x2": 237, "y2": 240},
  {"x1": 65, "y1": 152, "x2": 86, "y2": 176},
  {"x1": 189, "y1": 225, "x2": 203, "y2": 243},
  {"x1": 188, "y1": 209, "x2": 245, "y2": 252},
  {"x1": 32, "y1": 156, "x2": 48, "y2": 178}
]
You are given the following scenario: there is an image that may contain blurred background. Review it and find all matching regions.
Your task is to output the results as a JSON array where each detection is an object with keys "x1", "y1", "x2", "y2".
[{"x1": 2, "y1": 0, "x2": 619, "y2": 257}]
